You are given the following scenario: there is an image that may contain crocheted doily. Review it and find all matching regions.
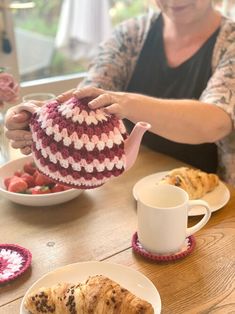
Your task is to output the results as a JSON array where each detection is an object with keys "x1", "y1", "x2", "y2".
[
  {"x1": 30, "y1": 97, "x2": 128, "y2": 189},
  {"x1": 0, "y1": 244, "x2": 32, "y2": 284}
]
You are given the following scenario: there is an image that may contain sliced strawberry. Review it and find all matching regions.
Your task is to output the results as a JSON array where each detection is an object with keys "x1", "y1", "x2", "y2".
[
  {"x1": 51, "y1": 184, "x2": 65, "y2": 193},
  {"x1": 23, "y1": 161, "x2": 37, "y2": 175},
  {"x1": 63, "y1": 185, "x2": 72, "y2": 191},
  {"x1": 8, "y1": 176, "x2": 28, "y2": 193},
  {"x1": 31, "y1": 185, "x2": 51, "y2": 194},
  {"x1": 4, "y1": 176, "x2": 13, "y2": 189},
  {"x1": 33, "y1": 170, "x2": 39, "y2": 181},
  {"x1": 34, "y1": 172, "x2": 54, "y2": 186},
  {"x1": 21, "y1": 173, "x2": 35, "y2": 188},
  {"x1": 14, "y1": 170, "x2": 22, "y2": 177}
]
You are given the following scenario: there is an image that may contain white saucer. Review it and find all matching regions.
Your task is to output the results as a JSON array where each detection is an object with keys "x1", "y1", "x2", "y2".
[{"x1": 133, "y1": 171, "x2": 230, "y2": 216}]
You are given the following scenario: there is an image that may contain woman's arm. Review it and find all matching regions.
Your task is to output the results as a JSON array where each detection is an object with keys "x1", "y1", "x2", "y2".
[
  {"x1": 121, "y1": 94, "x2": 232, "y2": 144},
  {"x1": 120, "y1": 93, "x2": 231, "y2": 144},
  {"x1": 74, "y1": 87, "x2": 232, "y2": 144}
]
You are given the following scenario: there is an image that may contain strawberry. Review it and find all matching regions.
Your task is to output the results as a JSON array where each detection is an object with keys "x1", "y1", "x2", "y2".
[
  {"x1": 4, "y1": 176, "x2": 13, "y2": 189},
  {"x1": 33, "y1": 170, "x2": 39, "y2": 180},
  {"x1": 8, "y1": 176, "x2": 28, "y2": 193},
  {"x1": 62, "y1": 185, "x2": 72, "y2": 191},
  {"x1": 21, "y1": 173, "x2": 35, "y2": 188},
  {"x1": 31, "y1": 186, "x2": 51, "y2": 194},
  {"x1": 14, "y1": 170, "x2": 22, "y2": 177},
  {"x1": 34, "y1": 172, "x2": 54, "y2": 186},
  {"x1": 23, "y1": 161, "x2": 37, "y2": 175},
  {"x1": 51, "y1": 184, "x2": 65, "y2": 193}
]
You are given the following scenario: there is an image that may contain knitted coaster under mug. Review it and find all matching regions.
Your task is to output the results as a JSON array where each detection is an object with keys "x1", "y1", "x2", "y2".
[
  {"x1": 0, "y1": 244, "x2": 32, "y2": 285},
  {"x1": 132, "y1": 232, "x2": 196, "y2": 262}
]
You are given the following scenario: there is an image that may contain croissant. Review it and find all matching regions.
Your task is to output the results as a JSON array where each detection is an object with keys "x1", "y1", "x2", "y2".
[
  {"x1": 24, "y1": 274, "x2": 154, "y2": 314},
  {"x1": 159, "y1": 167, "x2": 219, "y2": 199}
]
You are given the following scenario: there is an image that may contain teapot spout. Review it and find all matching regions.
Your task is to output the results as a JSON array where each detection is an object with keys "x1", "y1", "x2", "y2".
[{"x1": 124, "y1": 121, "x2": 151, "y2": 170}]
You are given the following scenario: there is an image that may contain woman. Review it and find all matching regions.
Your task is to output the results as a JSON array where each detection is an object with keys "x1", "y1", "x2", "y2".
[{"x1": 5, "y1": 0, "x2": 235, "y2": 183}]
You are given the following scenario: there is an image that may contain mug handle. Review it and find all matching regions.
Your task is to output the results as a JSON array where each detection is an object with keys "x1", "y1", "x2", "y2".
[{"x1": 186, "y1": 200, "x2": 211, "y2": 236}]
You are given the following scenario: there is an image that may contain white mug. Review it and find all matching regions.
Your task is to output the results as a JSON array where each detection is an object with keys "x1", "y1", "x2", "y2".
[{"x1": 137, "y1": 184, "x2": 211, "y2": 254}]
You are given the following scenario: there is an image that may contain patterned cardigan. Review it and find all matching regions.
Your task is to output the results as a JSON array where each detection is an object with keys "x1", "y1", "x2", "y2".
[{"x1": 79, "y1": 11, "x2": 235, "y2": 185}]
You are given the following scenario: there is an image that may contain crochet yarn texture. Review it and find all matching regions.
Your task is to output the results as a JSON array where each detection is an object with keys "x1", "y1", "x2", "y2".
[{"x1": 29, "y1": 97, "x2": 128, "y2": 189}]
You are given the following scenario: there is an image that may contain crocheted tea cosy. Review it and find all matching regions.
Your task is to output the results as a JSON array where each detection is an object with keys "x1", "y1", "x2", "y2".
[{"x1": 29, "y1": 97, "x2": 128, "y2": 189}]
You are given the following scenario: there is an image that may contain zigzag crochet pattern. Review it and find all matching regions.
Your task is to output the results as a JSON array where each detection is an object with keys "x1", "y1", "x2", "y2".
[{"x1": 29, "y1": 97, "x2": 128, "y2": 189}]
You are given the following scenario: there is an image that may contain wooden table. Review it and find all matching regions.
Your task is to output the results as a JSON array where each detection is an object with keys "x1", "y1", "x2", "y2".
[{"x1": 0, "y1": 146, "x2": 234, "y2": 313}]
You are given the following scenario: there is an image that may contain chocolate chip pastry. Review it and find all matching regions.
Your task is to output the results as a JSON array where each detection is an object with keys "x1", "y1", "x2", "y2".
[
  {"x1": 24, "y1": 275, "x2": 154, "y2": 314},
  {"x1": 159, "y1": 167, "x2": 219, "y2": 199}
]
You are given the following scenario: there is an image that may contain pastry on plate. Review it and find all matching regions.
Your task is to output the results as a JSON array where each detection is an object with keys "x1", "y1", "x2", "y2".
[
  {"x1": 159, "y1": 167, "x2": 219, "y2": 199},
  {"x1": 24, "y1": 274, "x2": 154, "y2": 314}
]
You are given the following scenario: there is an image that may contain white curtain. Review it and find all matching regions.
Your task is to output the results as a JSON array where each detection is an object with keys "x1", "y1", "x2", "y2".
[{"x1": 55, "y1": 0, "x2": 112, "y2": 60}]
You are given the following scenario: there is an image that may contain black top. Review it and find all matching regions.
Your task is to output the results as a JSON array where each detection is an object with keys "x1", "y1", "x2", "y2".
[{"x1": 125, "y1": 14, "x2": 220, "y2": 172}]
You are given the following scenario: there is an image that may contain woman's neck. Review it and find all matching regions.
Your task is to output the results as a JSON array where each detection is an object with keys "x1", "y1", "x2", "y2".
[
  {"x1": 162, "y1": 9, "x2": 221, "y2": 43},
  {"x1": 161, "y1": 8, "x2": 222, "y2": 68}
]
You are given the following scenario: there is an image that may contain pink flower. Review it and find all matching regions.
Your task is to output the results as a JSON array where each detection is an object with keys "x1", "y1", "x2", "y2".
[{"x1": 0, "y1": 71, "x2": 19, "y2": 106}]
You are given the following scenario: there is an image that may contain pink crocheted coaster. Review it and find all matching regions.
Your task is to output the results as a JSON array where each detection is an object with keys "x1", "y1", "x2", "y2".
[
  {"x1": 0, "y1": 244, "x2": 32, "y2": 285},
  {"x1": 132, "y1": 232, "x2": 196, "y2": 262}
]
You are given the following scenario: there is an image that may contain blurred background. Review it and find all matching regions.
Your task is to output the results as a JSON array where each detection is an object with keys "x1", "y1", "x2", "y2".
[{"x1": 0, "y1": 0, "x2": 234, "y2": 92}]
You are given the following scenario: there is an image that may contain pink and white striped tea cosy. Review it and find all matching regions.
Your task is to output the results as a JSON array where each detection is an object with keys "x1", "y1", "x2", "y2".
[{"x1": 29, "y1": 97, "x2": 128, "y2": 189}]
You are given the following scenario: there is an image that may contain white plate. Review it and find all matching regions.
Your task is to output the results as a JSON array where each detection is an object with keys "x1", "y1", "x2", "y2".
[
  {"x1": 20, "y1": 261, "x2": 161, "y2": 314},
  {"x1": 0, "y1": 155, "x2": 83, "y2": 206},
  {"x1": 133, "y1": 171, "x2": 230, "y2": 216}
]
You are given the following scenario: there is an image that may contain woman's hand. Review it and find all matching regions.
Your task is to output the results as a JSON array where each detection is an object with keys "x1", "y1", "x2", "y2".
[
  {"x1": 74, "y1": 86, "x2": 128, "y2": 119},
  {"x1": 5, "y1": 102, "x2": 40, "y2": 155},
  {"x1": 57, "y1": 86, "x2": 130, "y2": 119},
  {"x1": 56, "y1": 88, "x2": 76, "y2": 103}
]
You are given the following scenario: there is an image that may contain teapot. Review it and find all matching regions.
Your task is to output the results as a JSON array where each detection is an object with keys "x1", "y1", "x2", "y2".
[{"x1": 20, "y1": 96, "x2": 151, "y2": 189}]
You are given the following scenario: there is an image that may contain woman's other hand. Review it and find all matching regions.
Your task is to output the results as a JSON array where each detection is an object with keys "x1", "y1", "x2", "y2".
[{"x1": 5, "y1": 102, "x2": 39, "y2": 155}]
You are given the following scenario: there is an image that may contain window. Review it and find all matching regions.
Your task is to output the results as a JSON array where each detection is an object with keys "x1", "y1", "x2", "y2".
[{"x1": 11, "y1": 0, "x2": 154, "y2": 83}]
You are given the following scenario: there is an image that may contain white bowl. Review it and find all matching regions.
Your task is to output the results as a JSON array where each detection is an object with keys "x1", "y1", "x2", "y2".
[{"x1": 0, "y1": 155, "x2": 83, "y2": 206}]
